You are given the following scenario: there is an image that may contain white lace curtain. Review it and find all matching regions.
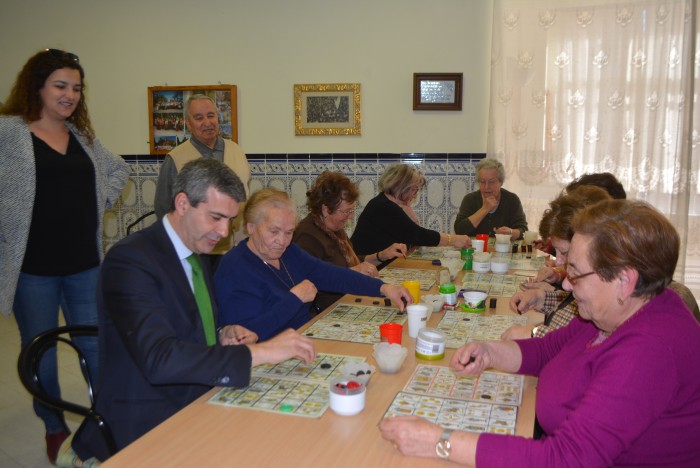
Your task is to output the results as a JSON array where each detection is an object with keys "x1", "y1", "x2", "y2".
[{"x1": 488, "y1": 0, "x2": 700, "y2": 295}]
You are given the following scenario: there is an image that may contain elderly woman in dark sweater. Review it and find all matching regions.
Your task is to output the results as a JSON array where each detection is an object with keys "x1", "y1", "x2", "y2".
[
  {"x1": 293, "y1": 171, "x2": 407, "y2": 311},
  {"x1": 351, "y1": 163, "x2": 470, "y2": 256},
  {"x1": 215, "y1": 188, "x2": 413, "y2": 340}
]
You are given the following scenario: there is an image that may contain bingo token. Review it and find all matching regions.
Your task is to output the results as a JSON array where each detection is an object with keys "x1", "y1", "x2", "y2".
[
  {"x1": 280, "y1": 404, "x2": 294, "y2": 412},
  {"x1": 320, "y1": 363, "x2": 332, "y2": 369},
  {"x1": 346, "y1": 381, "x2": 361, "y2": 390}
]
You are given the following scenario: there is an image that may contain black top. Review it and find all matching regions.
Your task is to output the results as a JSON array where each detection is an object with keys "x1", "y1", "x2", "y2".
[
  {"x1": 351, "y1": 192, "x2": 441, "y2": 255},
  {"x1": 22, "y1": 132, "x2": 99, "y2": 275},
  {"x1": 453, "y1": 188, "x2": 528, "y2": 237}
]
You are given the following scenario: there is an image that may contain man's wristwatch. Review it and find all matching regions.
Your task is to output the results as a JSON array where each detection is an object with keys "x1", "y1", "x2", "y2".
[
  {"x1": 435, "y1": 428, "x2": 453, "y2": 459},
  {"x1": 531, "y1": 325, "x2": 542, "y2": 337}
]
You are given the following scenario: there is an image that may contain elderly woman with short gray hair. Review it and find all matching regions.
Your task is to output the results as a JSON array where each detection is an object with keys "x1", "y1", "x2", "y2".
[{"x1": 454, "y1": 158, "x2": 528, "y2": 240}]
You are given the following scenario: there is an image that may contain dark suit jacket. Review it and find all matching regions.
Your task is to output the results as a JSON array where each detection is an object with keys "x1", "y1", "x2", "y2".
[{"x1": 73, "y1": 220, "x2": 252, "y2": 461}]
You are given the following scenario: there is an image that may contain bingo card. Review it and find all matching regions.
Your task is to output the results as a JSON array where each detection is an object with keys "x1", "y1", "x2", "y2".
[
  {"x1": 437, "y1": 311, "x2": 528, "y2": 349},
  {"x1": 303, "y1": 303, "x2": 407, "y2": 344},
  {"x1": 208, "y1": 353, "x2": 365, "y2": 418}
]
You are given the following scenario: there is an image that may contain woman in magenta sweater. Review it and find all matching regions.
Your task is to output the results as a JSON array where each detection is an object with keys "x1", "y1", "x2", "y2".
[{"x1": 380, "y1": 199, "x2": 700, "y2": 467}]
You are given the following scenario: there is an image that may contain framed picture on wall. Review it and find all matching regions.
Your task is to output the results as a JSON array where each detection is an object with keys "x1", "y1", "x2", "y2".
[
  {"x1": 294, "y1": 83, "x2": 361, "y2": 136},
  {"x1": 147, "y1": 85, "x2": 238, "y2": 154},
  {"x1": 413, "y1": 73, "x2": 463, "y2": 111}
]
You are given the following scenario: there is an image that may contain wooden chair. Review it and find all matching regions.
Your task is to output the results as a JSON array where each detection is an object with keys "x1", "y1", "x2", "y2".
[{"x1": 17, "y1": 325, "x2": 117, "y2": 456}]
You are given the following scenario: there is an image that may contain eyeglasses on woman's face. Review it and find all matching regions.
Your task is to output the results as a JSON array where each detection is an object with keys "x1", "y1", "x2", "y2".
[
  {"x1": 565, "y1": 263, "x2": 597, "y2": 286},
  {"x1": 334, "y1": 201, "x2": 356, "y2": 217},
  {"x1": 336, "y1": 207, "x2": 355, "y2": 216},
  {"x1": 478, "y1": 178, "x2": 500, "y2": 187}
]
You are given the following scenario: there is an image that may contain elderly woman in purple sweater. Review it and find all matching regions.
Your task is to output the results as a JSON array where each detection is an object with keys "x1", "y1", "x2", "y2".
[{"x1": 380, "y1": 199, "x2": 700, "y2": 467}]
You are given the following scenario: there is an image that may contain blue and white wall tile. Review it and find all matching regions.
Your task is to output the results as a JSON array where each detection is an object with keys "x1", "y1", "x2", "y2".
[{"x1": 105, "y1": 152, "x2": 484, "y2": 252}]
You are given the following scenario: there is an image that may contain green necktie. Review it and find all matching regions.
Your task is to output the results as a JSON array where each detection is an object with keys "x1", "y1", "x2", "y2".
[{"x1": 186, "y1": 254, "x2": 216, "y2": 346}]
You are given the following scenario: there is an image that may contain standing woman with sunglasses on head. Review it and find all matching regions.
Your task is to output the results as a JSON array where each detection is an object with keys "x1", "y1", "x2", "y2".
[{"x1": 0, "y1": 49, "x2": 129, "y2": 464}]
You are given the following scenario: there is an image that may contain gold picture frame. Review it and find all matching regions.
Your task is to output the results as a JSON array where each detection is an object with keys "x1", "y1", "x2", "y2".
[
  {"x1": 294, "y1": 83, "x2": 361, "y2": 136},
  {"x1": 147, "y1": 84, "x2": 238, "y2": 154}
]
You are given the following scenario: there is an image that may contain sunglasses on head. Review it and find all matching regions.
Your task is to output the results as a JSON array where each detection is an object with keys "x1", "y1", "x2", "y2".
[{"x1": 45, "y1": 48, "x2": 80, "y2": 64}]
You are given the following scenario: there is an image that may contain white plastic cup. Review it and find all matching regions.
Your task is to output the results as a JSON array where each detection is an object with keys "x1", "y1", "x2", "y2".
[
  {"x1": 495, "y1": 233, "x2": 511, "y2": 244},
  {"x1": 472, "y1": 239, "x2": 485, "y2": 252},
  {"x1": 494, "y1": 242, "x2": 511, "y2": 253},
  {"x1": 406, "y1": 304, "x2": 429, "y2": 338},
  {"x1": 523, "y1": 231, "x2": 539, "y2": 245}
]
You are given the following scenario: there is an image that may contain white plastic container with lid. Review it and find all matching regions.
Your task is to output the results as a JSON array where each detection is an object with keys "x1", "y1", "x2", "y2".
[
  {"x1": 415, "y1": 328, "x2": 446, "y2": 360},
  {"x1": 473, "y1": 252, "x2": 491, "y2": 273},
  {"x1": 329, "y1": 377, "x2": 366, "y2": 415}
]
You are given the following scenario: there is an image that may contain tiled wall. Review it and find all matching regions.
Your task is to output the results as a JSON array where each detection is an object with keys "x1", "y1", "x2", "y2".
[{"x1": 103, "y1": 152, "x2": 484, "y2": 251}]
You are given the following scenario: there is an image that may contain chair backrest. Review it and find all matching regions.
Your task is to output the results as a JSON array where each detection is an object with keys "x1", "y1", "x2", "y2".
[
  {"x1": 17, "y1": 325, "x2": 117, "y2": 456},
  {"x1": 126, "y1": 210, "x2": 157, "y2": 236},
  {"x1": 669, "y1": 281, "x2": 700, "y2": 323}
]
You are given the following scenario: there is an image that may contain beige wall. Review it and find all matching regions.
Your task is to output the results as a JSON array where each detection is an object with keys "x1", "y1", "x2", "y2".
[{"x1": 0, "y1": 0, "x2": 492, "y2": 155}]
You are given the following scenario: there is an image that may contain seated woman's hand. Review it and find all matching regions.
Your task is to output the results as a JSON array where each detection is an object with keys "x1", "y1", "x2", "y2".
[
  {"x1": 500, "y1": 324, "x2": 535, "y2": 341},
  {"x1": 380, "y1": 284, "x2": 413, "y2": 310},
  {"x1": 534, "y1": 265, "x2": 563, "y2": 284},
  {"x1": 519, "y1": 279, "x2": 555, "y2": 292},
  {"x1": 290, "y1": 279, "x2": 318, "y2": 303},
  {"x1": 451, "y1": 341, "x2": 491, "y2": 376},
  {"x1": 510, "y1": 289, "x2": 546, "y2": 314},
  {"x1": 379, "y1": 416, "x2": 442, "y2": 458},
  {"x1": 482, "y1": 194, "x2": 499, "y2": 212},
  {"x1": 452, "y1": 235, "x2": 471, "y2": 248},
  {"x1": 351, "y1": 261, "x2": 378, "y2": 277},
  {"x1": 533, "y1": 238, "x2": 548, "y2": 252},
  {"x1": 381, "y1": 243, "x2": 407, "y2": 261}
]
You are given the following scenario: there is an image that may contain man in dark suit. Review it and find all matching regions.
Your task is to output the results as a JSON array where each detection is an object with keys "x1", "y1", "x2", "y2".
[{"x1": 70, "y1": 159, "x2": 315, "y2": 462}]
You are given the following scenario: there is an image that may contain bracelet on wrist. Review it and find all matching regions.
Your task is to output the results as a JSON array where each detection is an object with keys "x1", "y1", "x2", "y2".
[
  {"x1": 376, "y1": 251, "x2": 384, "y2": 262},
  {"x1": 447, "y1": 234, "x2": 452, "y2": 246}
]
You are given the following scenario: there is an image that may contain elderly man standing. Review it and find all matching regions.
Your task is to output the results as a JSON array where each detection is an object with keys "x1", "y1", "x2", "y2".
[
  {"x1": 154, "y1": 94, "x2": 250, "y2": 264},
  {"x1": 66, "y1": 159, "x2": 315, "y2": 463},
  {"x1": 454, "y1": 157, "x2": 528, "y2": 240}
]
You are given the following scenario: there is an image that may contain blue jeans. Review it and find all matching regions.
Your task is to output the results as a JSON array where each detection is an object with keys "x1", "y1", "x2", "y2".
[{"x1": 13, "y1": 267, "x2": 100, "y2": 434}]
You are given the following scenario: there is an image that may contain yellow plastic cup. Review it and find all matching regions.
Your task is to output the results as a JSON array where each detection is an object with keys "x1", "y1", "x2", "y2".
[{"x1": 402, "y1": 280, "x2": 421, "y2": 303}]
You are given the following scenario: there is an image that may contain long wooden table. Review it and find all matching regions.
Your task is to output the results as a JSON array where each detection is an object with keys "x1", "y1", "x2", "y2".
[{"x1": 103, "y1": 259, "x2": 540, "y2": 466}]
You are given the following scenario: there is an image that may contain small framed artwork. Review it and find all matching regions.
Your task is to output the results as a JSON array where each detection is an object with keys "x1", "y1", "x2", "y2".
[
  {"x1": 413, "y1": 73, "x2": 463, "y2": 111},
  {"x1": 147, "y1": 85, "x2": 238, "y2": 154},
  {"x1": 294, "y1": 83, "x2": 361, "y2": 136}
]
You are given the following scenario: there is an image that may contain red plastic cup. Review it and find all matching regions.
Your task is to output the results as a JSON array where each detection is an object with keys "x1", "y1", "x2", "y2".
[
  {"x1": 476, "y1": 234, "x2": 489, "y2": 252},
  {"x1": 379, "y1": 323, "x2": 403, "y2": 344}
]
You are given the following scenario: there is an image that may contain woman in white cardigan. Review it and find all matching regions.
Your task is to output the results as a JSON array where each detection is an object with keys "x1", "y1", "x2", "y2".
[{"x1": 0, "y1": 49, "x2": 128, "y2": 464}]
